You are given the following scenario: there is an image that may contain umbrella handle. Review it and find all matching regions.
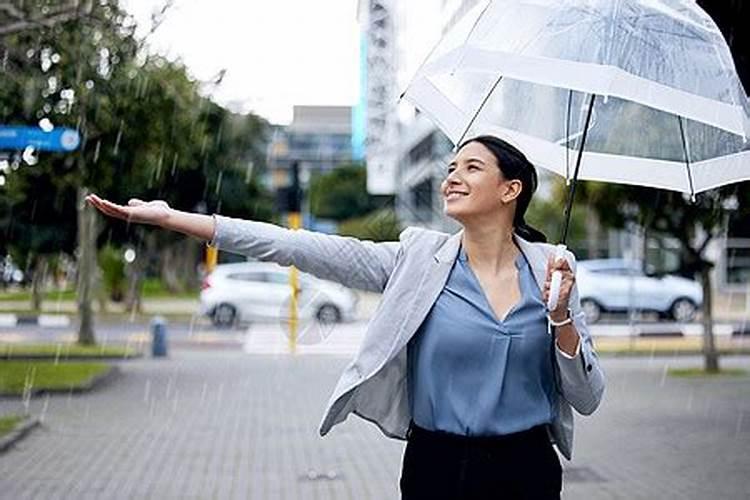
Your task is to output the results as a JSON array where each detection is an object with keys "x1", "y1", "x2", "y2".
[{"x1": 547, "y1": 244, "x2": 568, "y2": 312}]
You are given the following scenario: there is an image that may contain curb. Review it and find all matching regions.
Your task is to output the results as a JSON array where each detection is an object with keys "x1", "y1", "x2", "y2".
[
  {"x1": 0, "y1": 314, "x2": 71, "y2": 328},
  {"x1": 0, "y1": 365, "x2": 121, "y2": 398},
  {"x1": 0, "y1": 417, "x2": 40, "y2": 454}
]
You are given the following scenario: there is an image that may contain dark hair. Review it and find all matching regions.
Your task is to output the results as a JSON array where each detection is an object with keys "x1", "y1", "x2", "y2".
[{"x1": 457, "y1": 135, "x2": 547, "y2": 243}]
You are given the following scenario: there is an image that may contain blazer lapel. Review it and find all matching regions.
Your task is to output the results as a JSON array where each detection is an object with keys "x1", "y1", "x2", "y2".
[
  {"x1": 390, "y1": 230, "x2": 463, "y2": 353},
  {"x1": 513, "y1": 234, "x2": 549, "y2": 294}
]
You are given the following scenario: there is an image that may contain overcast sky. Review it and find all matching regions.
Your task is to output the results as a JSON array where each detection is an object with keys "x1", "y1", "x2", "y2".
[
  {"x1": 121, "y1": 0, "x2": 443, "y2": 125},
  {"x1": 122, "y1": 0, "x2": 361, "y2": 125}
]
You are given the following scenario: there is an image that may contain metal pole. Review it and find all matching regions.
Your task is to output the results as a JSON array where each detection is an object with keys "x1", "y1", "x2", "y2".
[{"x1": 560, "y1": 93, "x2": 596, "y2": 245}]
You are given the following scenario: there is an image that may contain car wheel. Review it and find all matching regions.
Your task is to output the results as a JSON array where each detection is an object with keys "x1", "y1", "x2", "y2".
[
  {"x1": 212, "y1": 303, "x2": 237, "y2": 328},
  {"x1": 316, "y1": 304, "x2": 341, "y2": 324},
  {"x1": 670, "y1": 298, "x2": 697, "y2": 322},
  {"x1": 580, "y1": 299, "x2": 602, "y2": 324}
]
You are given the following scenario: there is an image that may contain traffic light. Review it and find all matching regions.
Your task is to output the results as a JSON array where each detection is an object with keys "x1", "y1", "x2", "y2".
[{"x1": 274, "y1": 161, "x2": 302, "y2": 213}]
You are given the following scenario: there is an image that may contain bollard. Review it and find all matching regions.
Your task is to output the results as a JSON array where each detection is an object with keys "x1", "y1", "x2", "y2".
[{"x1": 150, "y1": 316, "x2": 168, "y2": 357}]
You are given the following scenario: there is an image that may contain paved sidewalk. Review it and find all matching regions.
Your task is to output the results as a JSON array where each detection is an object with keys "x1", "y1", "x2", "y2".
[{"x1": 1, "y1": 349, "x2": 748, "y2": 499}]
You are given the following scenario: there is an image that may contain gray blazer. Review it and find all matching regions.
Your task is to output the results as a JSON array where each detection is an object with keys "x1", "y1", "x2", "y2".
[{"x1": 210, "y1": 215, "x2": 606, "y2": 460}]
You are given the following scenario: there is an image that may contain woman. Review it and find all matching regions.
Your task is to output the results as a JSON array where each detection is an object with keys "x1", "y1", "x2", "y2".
[{"x1": 87, "y1": 135, "x2": 605, "y2": 499}]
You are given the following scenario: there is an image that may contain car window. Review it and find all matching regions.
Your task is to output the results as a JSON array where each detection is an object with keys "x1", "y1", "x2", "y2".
[
  {"x1": 591, "y1": 268, "x2": 641, "y2": 277},
  {"x1": 265, "y1": 272, "x2": 290, "y2": 284},
  {"x1": 226, "y1": 272, "x2": 266, "y2": 282}
]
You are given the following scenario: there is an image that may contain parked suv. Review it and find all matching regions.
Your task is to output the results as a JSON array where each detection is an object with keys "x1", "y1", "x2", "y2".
[
  {"x1": 576, "y1": 259, "x2": 703, "y2": 324},
  {"x1": 200, "y1": 262, "x2": 358, "y2": 328}
]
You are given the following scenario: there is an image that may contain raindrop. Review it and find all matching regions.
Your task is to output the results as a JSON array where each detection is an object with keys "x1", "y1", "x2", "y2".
[
  {"x1": 22, "y1": 146, "x2": 38, "y2": 166},
  {"x1": 0, "y1": 160, "x2": 8, "y2": 173},
  {"x1": 40, "y1": 48, "x2": 52, "y2": 72},
  {"x1": 43, "y1": 104, "x2": 52, "y2": 113},
  {"x1": 93, "y1": 140, "x2": 101, "y2": 163},
  {"x1": 26, "y1": 49, "x2": 35, "y2": 59},
  {"x1": 39, "y1": 118, "x2": 54, "y2": 132},
  {"x1": 60, "y1": 88, "x2": 75, "y2": 100},
  {"x1": 124, "y1": 248, "x2": 136, "y2": 263},
  {"x1": 51, "y1": 53, "x2": 61, "y2": 64},
  {"x1": 113, "y1": 120, "x2": 123, "y2": 155},
  {"x1": 85, "y1": 80, "x2": 95, "y2": 90},
  {"x1": 215, "y1": 170, "x2": 224, "y2": 195},
  {"x1": 0, "y1": 176, "x2": 5, "y2": 187}
]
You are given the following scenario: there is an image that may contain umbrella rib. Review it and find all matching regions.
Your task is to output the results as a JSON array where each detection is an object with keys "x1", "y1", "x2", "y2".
[
  {"x1": 455, "y1": 74, "x2": 504, "y2": 148},
  {"x1": 565, "y1": 89, "x2": 572, "y2": 182},
  {"x1": 677, "y1": 116, "x2": 696, "y2": 201}
]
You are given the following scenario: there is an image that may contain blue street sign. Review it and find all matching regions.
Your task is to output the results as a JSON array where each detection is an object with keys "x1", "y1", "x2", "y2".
[{"x1": 0, "y1": 125, "x2": 81, "y2": 152}]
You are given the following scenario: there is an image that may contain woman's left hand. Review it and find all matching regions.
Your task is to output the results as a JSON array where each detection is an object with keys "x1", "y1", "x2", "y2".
[{"x1": 542, "y1": 254, "x2": 575, "y2": 321}]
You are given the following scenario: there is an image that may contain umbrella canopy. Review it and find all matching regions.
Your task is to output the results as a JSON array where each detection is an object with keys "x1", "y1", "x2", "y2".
[{"x1": 402, "y1": 0, "x2": 750, "y2": 196}]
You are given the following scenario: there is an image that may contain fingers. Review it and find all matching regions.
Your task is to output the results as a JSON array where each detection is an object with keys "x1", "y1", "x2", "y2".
[
  {"x1": 128, "y1": 198, "x2": 145, "y2": 206},
  {"x1": 85, "y1": 194, "x2": 132, "y2": 221}
]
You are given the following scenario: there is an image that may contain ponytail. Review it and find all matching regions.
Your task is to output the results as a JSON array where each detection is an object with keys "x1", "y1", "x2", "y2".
[
  {"x1": 514, "y1": 219, "x2": 548, "y2": 243},
  {"x1": 458, "y1": 135, "x2": 548, "y2": 244}
]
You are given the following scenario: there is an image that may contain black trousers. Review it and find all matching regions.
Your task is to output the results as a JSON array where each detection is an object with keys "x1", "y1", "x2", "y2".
[{"x1": 400, "y1": 421, "x2": 562, "y2": 500}]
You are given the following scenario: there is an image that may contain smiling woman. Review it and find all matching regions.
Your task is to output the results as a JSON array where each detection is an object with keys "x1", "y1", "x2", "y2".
[{"x1": 86, "y1": 135, "x2": 604, "y2": 500}]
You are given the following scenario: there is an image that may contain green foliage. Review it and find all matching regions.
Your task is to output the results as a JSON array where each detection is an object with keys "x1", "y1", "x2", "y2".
[
  {"x1": 97, "y1": 245, "x2": 125, "y2": 301},
  {"x1": 525, "y1": 177, "x2": 588, "y2": 247},
  {"x1": 337, "y1": 208, "x2": 402, "y2": 242},
  {"x1": 309, "y1": 164, "x2": 381, "y2": 221},
  {"x1": 0, "y1": 3, "x2": 274, "y2": 292}
]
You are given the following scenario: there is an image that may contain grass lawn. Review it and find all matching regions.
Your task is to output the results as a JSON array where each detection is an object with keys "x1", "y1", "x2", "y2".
[
  {"x1": 0, "y1": 415, "x2": 23, "y2": 438},
  {"x1": 1, "y1": 343, "x2": 137, "y2": 359},
  {"x1": 594, "y1": 336, "x2": 750, "y2": 356},
  {"x1": 0, "y1": 361, "x2": 110, "y2": 395},
  {"x1": 668, "y1": 367, "x2": 748, "y2": 377},
  {"x1": 0, "y1": 278, "x2": 197, "y2": 302}
]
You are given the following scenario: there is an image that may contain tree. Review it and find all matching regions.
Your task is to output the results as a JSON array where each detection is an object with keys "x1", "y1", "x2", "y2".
[
  {"x1": 0, "y1": 2, "x2": 274, "y2": 342},
  {"x1": 309, "y1": 164, "x2": 387, "y2": 221}
]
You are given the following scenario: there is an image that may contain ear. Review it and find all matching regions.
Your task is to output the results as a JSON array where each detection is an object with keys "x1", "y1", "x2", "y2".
[{"x1": 501, "y1": 179, "x2": 523, "y2": 204}]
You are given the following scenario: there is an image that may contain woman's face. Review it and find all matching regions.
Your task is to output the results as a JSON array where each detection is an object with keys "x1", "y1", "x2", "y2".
[{"x1": 440, "y1": 141, "x2": 522, "y2": 223}]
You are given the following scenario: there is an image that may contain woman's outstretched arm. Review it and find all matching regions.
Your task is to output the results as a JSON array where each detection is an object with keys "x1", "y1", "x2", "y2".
[
  {"x1": 85, "y1": 194, "x2": 215, "y2": 240},
  {"x1": 86, "y1": 194, "x2": 413, "y2": 293}
]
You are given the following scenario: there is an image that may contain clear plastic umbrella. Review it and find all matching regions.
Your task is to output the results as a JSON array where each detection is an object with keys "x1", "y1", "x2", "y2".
[{"x1": 401, "y1": 0, "x2": 750, "y2": 308}]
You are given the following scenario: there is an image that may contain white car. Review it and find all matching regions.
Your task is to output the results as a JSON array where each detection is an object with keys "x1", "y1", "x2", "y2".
[
  {"x1": 200, "y1": 262, "x2": 359, "y2": 327},
  {"x1": 576, "y1": 259, "x2": 703, "y2": 324}
]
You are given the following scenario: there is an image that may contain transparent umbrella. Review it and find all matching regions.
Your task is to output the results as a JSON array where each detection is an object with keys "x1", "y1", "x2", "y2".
[{"x1": 401, "y1": 0, "x2": 750, "y2": 309}]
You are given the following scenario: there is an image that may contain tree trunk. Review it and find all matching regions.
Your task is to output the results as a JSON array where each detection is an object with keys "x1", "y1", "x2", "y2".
[
  {"x1": 30, "y1": 256, "x2": 48, "y2": 311},
  {"x1": 76, "y1": 187, "x2": 97, "y2": 345},
  {"x1": 159, "y1": 245, "x2": 183, "y2": 293},
  {"x1": 700, "y1": 265, "x2": 719, "y2": 373}
]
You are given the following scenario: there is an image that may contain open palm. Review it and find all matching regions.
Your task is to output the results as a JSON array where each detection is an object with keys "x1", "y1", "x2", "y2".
[{"x1": 85, "y1": 194, "x2": 172, "y2": 226}]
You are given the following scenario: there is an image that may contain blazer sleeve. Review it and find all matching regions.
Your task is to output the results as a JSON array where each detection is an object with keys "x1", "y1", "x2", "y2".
[
  {"x1": 208, "y1": 214, "x2": 413, "y2": 293},
  {"x1": 553, "y1": 250, "x2": 606, "y2": 416}
]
